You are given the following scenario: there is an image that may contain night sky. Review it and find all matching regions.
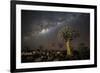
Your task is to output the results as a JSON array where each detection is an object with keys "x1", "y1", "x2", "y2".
[{"x1": 21, "y1": 10, "x2": 90, "y2": 50}]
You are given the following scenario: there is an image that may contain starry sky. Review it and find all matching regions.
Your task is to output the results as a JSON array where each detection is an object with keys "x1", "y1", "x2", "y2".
[{"x1": 21, "y1": 10, "x2": 90, "y2": 50}]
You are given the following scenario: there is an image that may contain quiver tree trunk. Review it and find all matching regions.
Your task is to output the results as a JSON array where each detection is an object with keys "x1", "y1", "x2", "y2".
[{"x1": 65, "y1": 39, "x2": 73, "y2": 56}]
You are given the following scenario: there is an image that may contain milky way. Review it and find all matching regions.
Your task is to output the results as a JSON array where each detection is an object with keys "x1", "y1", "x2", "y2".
[{"x1": 21, "y1": 10, "x2": 90, "y2": 50}]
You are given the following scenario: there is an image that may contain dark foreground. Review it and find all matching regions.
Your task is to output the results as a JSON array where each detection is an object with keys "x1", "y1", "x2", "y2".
[{"x1": 21, "y1": 47, "x2": 90, "y2": 63}]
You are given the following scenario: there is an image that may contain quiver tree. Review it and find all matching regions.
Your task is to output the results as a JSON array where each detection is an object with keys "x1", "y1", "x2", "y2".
[{"x1": 57, "y1": 26, "x2": 79, "y2": 56}]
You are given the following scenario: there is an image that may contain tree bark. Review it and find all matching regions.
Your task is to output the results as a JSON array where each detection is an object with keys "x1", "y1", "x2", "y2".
[{"x1": 65, "y1": 39, "x2": 72, "y2": 56}]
